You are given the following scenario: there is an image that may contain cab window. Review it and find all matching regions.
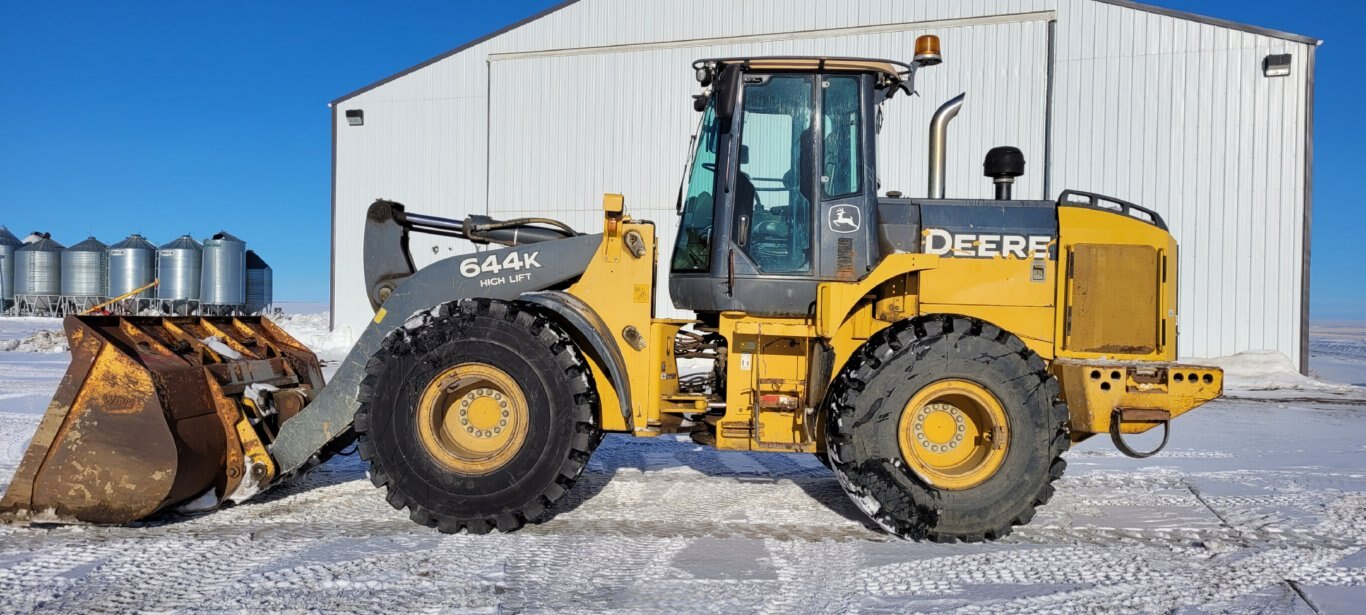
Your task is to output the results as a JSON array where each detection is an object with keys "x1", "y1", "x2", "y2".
[
  {"x1": 734, "y1": 75, "x2": 814, "y2": 274},
  {"x1": 671, "y1": 102, "x2": 720, "y2": 272},
  {"x1": 822, "y1": 76, "x2": 862, "y2": 199}
]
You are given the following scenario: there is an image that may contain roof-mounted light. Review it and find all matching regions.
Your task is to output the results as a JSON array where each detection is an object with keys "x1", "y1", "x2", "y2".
[
  {"x1": 915, "y1": 35, "x2": 942, "y2": 67},
  {"x1": 695, "y1": 65, "x2": 714, "y2": 86}
]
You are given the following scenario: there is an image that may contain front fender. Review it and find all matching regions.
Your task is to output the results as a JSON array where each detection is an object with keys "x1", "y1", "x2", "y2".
[
  {"x1": 519, "y1": 290, "x2": 633, "y2": 426},
  {"x1": 270, "y1": 233, "x2": 604, "y2": 475}
]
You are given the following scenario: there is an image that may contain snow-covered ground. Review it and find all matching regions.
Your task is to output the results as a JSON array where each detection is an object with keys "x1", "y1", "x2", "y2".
[
  {"x1": 1311, "y1": 322, "x2": 1366, "y2": 388},
  {"x1": 0, "y1": 316, "x2": 1363, "y2": 613}
]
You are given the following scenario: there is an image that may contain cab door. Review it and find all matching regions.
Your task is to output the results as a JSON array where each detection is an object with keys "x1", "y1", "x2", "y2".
[
  {"x1": 730, "y1": 73, "x2": 817, "y2": 278},
  {"x1": 815, "y1": 74, "x2": 879, "y2": 282}
]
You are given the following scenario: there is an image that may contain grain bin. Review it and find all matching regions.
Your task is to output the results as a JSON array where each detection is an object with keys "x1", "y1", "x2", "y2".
[
  {"x1": 245, "y1": 250, "x2": 273, "y2": 314},
  {"x1": 61, "y1": 236, "x2": 109, "y2": 299},
  {"x1": 108, "y1": 234, "x2": 158, "y2": 299},
  {"x1": 0, "y1": 226, "x2": 21, "y2": 305},
  {"x1": 157, "y1": 235, "x2": 202, "y2": 301},
  {"x1": 200, "y1": 231, "x2": 246, "y2": 307},
  {"x1": 14, "y1": 235, "x2": 64, "y2": 297}
]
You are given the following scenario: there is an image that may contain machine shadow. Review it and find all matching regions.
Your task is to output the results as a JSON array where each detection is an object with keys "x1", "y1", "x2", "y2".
[
  {"x1": 141, "y1": 435, "x2": 879, "y2": 532},
  {"x1": 294, "y1": 435, "x2": 881, "y2": 529},
  {"x1": 134, "y1": 452, "x2": 373, "y2": 527},
  {"x1": 545, "y1": 434, "x2": 882, "y2": 530}
]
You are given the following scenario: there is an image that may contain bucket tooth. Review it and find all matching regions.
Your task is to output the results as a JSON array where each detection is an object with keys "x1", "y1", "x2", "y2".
[{"x1": 0, "y1": 315, "x2": 323, "y2": 525}]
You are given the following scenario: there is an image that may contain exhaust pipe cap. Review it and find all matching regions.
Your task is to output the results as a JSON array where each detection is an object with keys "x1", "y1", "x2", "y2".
[{"x1": 984, "y1": 146, "x2": 1025, "y2": 201}]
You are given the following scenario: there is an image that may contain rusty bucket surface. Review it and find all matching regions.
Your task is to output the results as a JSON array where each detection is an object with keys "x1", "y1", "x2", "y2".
[{"x1": 0, "y1": 316, "x2": 323, "y2": 524}]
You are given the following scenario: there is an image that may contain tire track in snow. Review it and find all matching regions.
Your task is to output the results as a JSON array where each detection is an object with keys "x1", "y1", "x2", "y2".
[{"x1": 1, "y1": 397, "x2": 1363, "y2": 611}]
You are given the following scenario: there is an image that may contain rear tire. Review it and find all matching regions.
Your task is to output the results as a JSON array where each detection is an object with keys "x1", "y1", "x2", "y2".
[
  {"x1": 824, "y1": 314, "x2": 1069, "y2": 542},
  {"x1": 354, "y1": 299, "x2": 601, "y2": 534}
]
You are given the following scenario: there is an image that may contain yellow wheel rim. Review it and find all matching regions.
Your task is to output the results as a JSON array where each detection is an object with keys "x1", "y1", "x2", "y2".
[
  {"x1": 897, "y1": 379, "x2": 1010, "y2": 490},
  {"x1": 416, "y1": 363, "x2": 530, "y2": 476}
]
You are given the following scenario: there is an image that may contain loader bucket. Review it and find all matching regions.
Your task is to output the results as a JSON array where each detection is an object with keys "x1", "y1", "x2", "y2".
[{"x1": 0, "y1": 315, "x2": 323, "y2": 524}]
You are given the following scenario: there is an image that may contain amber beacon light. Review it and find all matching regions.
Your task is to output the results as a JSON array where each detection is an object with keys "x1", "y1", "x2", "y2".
[{"x1": 914, "y1": 34, "x2": 943, "y2": 66}]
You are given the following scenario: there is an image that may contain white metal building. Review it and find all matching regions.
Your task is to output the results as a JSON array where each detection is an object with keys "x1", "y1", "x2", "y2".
[{"x1": 330, "y1": 0, "x2": 1318, "y2": 369}]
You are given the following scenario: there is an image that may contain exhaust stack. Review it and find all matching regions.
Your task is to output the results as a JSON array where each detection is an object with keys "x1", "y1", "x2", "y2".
[{"x1": 927, "y1": 93, "x2": 966, "y2": 199}]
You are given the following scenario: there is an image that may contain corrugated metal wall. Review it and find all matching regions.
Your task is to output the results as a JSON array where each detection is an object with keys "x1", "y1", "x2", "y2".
[
  {"x1": 332, "y1": 0, "x2": 1314, "y2": 366},
  {"x1": 487, "y1": 16, "x2": 1051, "y2": 318},
  {"x1": 1051, "y1": 0, "x2": 1311, "y2": 361}
]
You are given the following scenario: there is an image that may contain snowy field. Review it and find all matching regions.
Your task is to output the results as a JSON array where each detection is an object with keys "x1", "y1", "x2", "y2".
[
  {"x1": 0, "y1": 316, "x2": 1363, "y2": 613},
  {"x1": 1310, "y1": 322, "x2": 1366, "y2": 388}
]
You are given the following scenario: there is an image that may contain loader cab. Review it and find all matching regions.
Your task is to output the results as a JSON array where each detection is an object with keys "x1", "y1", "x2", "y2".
[{"x1": 669, "y1": 57, "x2": 920, "y2": 316}]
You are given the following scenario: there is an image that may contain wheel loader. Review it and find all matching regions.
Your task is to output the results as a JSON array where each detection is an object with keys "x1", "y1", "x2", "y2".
[{"x1": 0, "y1": 37, "x2": 1224, "y2": 541}]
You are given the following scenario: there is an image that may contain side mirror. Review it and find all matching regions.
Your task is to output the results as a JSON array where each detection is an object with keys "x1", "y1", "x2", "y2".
[{"x1": 715, "y1": 65, "x2": 742, "y2": 121}]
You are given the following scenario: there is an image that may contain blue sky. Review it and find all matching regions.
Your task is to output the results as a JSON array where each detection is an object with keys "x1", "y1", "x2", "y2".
[{"x1": 1, "y1": 1, "x2": 1362, "y2": 317}]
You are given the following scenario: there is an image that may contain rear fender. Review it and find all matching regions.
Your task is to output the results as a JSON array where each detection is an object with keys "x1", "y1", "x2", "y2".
[{"x1": 519, "y1": 291, "x2": 633, "y2": 427}]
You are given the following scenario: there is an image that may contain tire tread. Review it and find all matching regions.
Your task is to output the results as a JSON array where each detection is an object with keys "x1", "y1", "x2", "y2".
[
  {"x1": 825, "y1": 314, "x2": 1070, "y2": 541},
  {"x1": 354, "y1": 299, "x2": 601, "y2": 534}
]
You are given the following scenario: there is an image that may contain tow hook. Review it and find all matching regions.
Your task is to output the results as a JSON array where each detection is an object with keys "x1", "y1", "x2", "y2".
[{"x1": 1110, "y1": 408, "x2": 1171, "y2": 459}]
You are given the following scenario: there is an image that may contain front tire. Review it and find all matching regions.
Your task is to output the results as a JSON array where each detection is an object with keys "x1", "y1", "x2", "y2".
[
  {"x1": 354, "y1": 299, "x2": 601, "y2": 534},
  {"x1": 825, "y1": 315, "x2": 1069, "y2": 542}
]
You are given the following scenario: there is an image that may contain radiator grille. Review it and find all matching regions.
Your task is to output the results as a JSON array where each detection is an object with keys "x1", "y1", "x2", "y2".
[{"x1": 1066, "y1": 244, "x2": 1160, "y2": 355}]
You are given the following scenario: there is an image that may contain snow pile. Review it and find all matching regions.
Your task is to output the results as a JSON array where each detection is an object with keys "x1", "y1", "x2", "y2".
[
  {"x1": 1200, "y1": 350, "x2": 1357, "y2": 393},
  {"x1": 268, "y1": 312, "x2": 355, "y2": 359},
  {"x1": 200, "y1": 336, "x2": 242, "y2": 359},
  {"x1": 0, "y1": 316, "x2": 64, "y2": 343},
  {"x1": 0, "y1": 328, "x2": 68, "y2": 353}
]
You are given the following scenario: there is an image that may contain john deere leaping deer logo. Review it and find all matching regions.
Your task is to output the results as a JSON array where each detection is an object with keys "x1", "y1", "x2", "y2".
[{"x1": 828, "y1": 205, "x2": 861, "y2": 233}]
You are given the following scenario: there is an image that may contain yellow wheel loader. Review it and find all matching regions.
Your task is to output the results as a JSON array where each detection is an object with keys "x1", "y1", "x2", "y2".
[{"x1": 0, "y1": 37, "x2": 1224, "y2": 541}]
